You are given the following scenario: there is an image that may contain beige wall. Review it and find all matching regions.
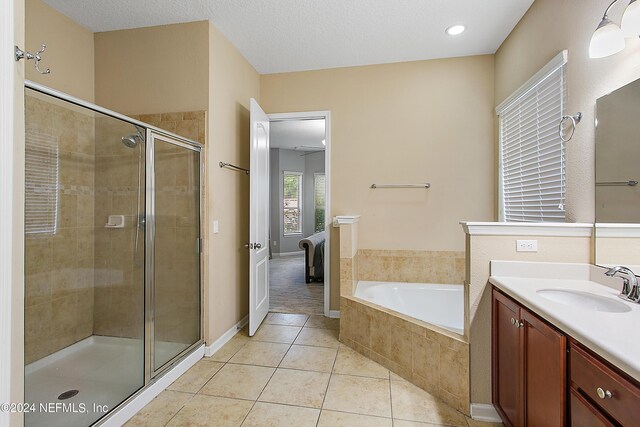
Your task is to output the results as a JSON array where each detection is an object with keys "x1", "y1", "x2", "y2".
[
  {"x1": 467, "y1": 234, "x2": 592, "y2": 404},
  {"x1": 95, "y1": 21, "x2": 209, "y2": 115},
  {"x1": 206, "y1": 23, "x2": 260, "y2": 342},
  {"x1": 261, "y1": 56, "x2": 496, "y2": 310},
  {"x1": 26, "y1": 0, "x2": 94, "y2": 102},
  {"x1": 495, "y1": 0, "x2": 640, "y2": 224}
]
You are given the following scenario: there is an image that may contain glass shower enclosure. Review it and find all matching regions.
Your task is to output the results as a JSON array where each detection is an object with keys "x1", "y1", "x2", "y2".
[{"x1": 23, "y1": 82, "x2": 202, "y2": 427}]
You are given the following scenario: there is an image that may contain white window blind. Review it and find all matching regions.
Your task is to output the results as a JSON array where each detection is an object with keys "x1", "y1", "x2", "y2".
[
  {"x1": 497, "y1": 51, "x2": 567, "y2": 223},
  {"x1": 25, "y1": 129, "x2": 59, "y2": 235},
  {"x1": 314, "y1": 173, "x2": 326, "y2": 233},
  {"x1": 283, "y1": 172, "x2": 302, "y2": 235}
]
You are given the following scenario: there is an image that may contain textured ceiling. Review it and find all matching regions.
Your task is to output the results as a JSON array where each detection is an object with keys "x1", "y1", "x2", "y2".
[
  {"x1": 43, "y1": 0, "x2": 534, "y2": 74},
  {"x1": 271, "y1": 119, "x2": 325, "y2": 151}
]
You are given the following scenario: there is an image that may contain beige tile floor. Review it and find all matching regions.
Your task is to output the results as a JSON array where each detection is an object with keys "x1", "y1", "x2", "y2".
[{"x1": 127, "y1": 313, "x2": 503, "y2": 427}]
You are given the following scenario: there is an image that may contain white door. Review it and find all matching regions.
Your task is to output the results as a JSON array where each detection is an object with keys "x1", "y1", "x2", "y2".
[{"x1": 249, "y1": 99, "x2": 270, "y2": 336}]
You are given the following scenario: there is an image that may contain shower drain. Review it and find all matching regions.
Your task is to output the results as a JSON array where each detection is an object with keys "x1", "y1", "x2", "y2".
[{"x1": 57, "y1": 390, "x2": 79, "y2": 400}]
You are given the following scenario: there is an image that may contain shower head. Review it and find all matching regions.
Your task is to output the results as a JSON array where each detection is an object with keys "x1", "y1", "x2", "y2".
[
  {"x1": 121, "y1": 125, "x2": 145, "y2": 148},
  {"x1": 121, "y1": 134, "x2": 140, "y2": 148}
]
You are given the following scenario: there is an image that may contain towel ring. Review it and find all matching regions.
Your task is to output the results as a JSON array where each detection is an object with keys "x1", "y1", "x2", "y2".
[{"x1": 559, "y1": 112, "x2": 582, "y2": 142}]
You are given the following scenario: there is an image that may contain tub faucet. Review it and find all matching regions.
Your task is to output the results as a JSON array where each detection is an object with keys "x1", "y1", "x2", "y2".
[{"x1": 604, "y1": 266, "x2": 639, "y2": 302}]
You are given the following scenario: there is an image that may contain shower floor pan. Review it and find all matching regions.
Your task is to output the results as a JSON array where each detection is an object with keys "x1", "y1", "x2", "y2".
[{"x1": 25, "y1": 336, "x2": 186, "y2": 427}]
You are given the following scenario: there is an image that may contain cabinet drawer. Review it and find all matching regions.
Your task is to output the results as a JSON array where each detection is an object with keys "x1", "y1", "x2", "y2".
[
  {"x1": 570, "y1": 388, "x2": 615, "y2": 427},
  {"x1": 570, "y1": 343, "x2": 640, "y2": 426}
]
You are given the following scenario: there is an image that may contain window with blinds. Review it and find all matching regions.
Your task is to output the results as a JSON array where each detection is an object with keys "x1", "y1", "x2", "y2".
[
  {"x1": 283, "y1": 172, "x2": 302, "y2": 235},
  {"x1": 497, "y1": 51, "x2": 567, "y2": 223},
  {"x1": 25, "y1": 129, "x2": 59, "y2": 235},
  {"x1": 314, "y1": 173, "x2": 326, "y2": 233}
]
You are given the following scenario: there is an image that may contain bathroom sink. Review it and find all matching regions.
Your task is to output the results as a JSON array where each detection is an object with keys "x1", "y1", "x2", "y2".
[{"x1": 536, "y1": 289, "x2": 632, "y2": 313}]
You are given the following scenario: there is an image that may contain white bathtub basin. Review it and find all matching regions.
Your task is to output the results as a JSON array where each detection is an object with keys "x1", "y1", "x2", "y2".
[{"x1": 354, "y1": 281, "x2": 464, "y2": 335}]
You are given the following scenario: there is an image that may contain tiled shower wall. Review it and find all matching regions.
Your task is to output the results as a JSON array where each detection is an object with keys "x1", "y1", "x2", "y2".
[
  {"x1": 92, "y1": 111, "x2": 206, "y2": 341},
  {"x1": 25, "y1": 95, "x2": 96, "y2": 364},
  {"x1": 129, "y1": 112, "x2": 206, "y2": 145},
  {"x1": 25, "y1": 102, "x2": 206, "y2": 364},
  {"x1": 92, "y1": 117, "x2": 145, "y2": 339}
]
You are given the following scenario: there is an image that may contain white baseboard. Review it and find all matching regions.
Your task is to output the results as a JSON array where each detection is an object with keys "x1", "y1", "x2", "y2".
[
  {"x1": 470, "y1": 403, "x2": 501, "y2": 422},
  {"x1": 273, "y1": 251, "x2": 304, "y2": 257},
  {"x1": 100, "y1": 345, "x2": 204, "y2": 426},
  {"x1": 328, "y1": 310, "x2": 340, "y2": 319},
  {"x1": 204, "y1": 315, "x2": 249, "y2": 357}
]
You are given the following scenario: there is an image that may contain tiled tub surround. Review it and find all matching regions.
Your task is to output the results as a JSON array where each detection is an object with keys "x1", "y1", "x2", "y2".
[
  {"x1": 336, "y1": 218, "x2": 470, "y2": 415},
  {"x1": 356, "y1": 249, "x2": 466, "y2": 284},
  {"x1": 340, "y1": 297, "x2": 470, "y2": 415}
]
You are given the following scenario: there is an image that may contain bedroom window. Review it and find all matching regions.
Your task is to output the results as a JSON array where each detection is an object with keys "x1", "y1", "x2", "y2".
[
  {"x1": 283, "y1": 172, "x2": 302, "y2": 235},
  {"x1": 314, "y1": 173, "x2": 326, "y2": 233},
  {"x1": 25, "y1": 129, "x2": 59, "y2": 235},
  {"x1": 497, "y1": 51, "x2": 567, "y2": 222}
]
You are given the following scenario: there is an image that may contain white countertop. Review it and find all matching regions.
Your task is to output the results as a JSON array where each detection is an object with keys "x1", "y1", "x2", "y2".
[{"x1": 489, "y1": 261, "x2": 640, "y2": 381}]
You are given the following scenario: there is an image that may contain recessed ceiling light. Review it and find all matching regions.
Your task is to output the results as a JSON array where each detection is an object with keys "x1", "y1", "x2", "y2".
[{"x1": 446, "y1": 25, "x2": 466, "y2": 36}]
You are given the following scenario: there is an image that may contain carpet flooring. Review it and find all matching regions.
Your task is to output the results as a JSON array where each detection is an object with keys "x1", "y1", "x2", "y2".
[{"x1": 269, "y1": 253, "x2": 324, "y2": 315}]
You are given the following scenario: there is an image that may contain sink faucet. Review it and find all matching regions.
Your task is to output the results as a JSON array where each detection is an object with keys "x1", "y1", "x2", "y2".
[{"x1": 605, "y1": 266, "x2": 639, "y2": 302}]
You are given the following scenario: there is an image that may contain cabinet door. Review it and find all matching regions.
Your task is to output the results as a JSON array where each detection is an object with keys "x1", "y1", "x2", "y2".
[
  {"x1": 521, "y1": 309, "x2": 566, "y2": 427},
  {"x1": 492, "y1": 289, "x2": 522, "y2": 427}
]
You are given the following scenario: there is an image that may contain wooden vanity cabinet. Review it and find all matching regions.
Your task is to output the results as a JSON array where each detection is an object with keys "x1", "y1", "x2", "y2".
[
  {"x1": 492, "y1": 288, "x2": 566, "y2": 427},
  {"x1": 492, "y1": 287, "x2": 640, "y2": 427},
  {"x1": 569, "y1": 341, "x2": 640, "y2": 427}
]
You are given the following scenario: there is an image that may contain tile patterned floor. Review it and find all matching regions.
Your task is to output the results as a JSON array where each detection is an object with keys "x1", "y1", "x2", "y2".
[{"x1": 126, "y1": 313, "x2": 503, "y2": 427}]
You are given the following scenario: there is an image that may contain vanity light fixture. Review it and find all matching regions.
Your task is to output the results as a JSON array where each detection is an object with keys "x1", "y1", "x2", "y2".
[
  {"x1": 590, "y1": 0, "x2": 640, "y2": 58},
  {"x1": 622, "y1": 0, "x2": 640, "y2": 37},
  {"x1": 445, "y1": 25, "x2": 465, "y2": 36}
]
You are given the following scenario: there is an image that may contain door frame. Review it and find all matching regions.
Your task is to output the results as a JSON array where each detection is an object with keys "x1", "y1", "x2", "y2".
[
  {"x1": 267, "y1": 111, "x2": 333, "y2": 318},
  {"x1": 2, "y1": 0, "x2": 24, "y2": 425}
]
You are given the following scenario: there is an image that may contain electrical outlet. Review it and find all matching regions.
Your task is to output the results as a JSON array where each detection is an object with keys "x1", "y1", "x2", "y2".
[{"x1": 516, "y1": 240, "x2": 538, "y2": 252}]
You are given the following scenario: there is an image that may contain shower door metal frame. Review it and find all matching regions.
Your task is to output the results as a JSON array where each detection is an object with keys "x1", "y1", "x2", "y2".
[
  {"x1": 145, "y1": 130, "x2": 204, "y2": 382},
  {"x1": 23, "y1": 81, "x2": 205, "y2": 418}
]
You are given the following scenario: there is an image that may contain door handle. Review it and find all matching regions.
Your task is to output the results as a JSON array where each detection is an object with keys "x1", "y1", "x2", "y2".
[
  {"x1": 254, "y1": 243, "x2": 263, "y2": 249},
  {"x1": 245, "y1": 243, "x2": 253, "y2": 249}
]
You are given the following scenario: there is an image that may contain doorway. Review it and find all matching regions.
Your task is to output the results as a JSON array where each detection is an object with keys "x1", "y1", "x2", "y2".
[
  {"x1": 269, "y1": 117, "x2": 327, "y2": 315},
  {"x1": 248, "y1": 104, "x2": 332, "y2": 335}
]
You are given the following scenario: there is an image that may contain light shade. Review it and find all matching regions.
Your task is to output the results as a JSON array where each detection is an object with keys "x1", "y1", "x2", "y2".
[
  {"x1": 622, "y1": 0, "x2": 640, "y2": 37},
  {"x1": 589, "y1": 17, "x2": 626, "y2": 58},
  {"x1": 445, "y1": 25, "x2": 466, "y2": 36}
]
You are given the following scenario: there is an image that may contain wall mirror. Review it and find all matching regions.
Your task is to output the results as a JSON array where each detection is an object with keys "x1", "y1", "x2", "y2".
[{"x1": 595, "y1": 77, "x2": 640, "y2": 268}]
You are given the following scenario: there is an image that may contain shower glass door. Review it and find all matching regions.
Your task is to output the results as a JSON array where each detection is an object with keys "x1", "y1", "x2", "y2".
[
  {"x1": 149, "y1": 132, "x2": 202, "y2": 373},
  {"x1": 24, "y1": 87, "x2": 146, "y2": 427}
]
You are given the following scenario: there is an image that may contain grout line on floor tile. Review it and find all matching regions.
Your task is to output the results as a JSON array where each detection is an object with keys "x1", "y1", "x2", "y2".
[
  {"x1": 316, "y1": 341, "x2": 340, "y2": 426},
  {"x1": 160, "y1": 391, "x2": 196, "y2": 427},
  {"x1": 241, "y1": 351, "x2": 291, "y2": 425}
]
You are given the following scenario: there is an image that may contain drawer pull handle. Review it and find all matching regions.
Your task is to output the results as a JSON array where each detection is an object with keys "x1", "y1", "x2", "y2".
[
  {"x1": 511, "y1": 318, "x2": 516, "y2": 325},
  {"x1": 596, "y1": 387, "x2": 612, "y2": 399}
]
